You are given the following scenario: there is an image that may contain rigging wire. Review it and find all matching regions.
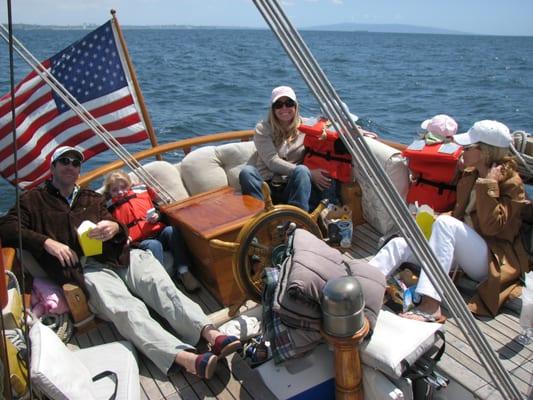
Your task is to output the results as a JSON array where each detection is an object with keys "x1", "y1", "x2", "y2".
[
  {"x1": 5, "y1": 0, "x2": 34, "y2": 397},
  {"x1": 252, "y1": 0, "x2": 522, "y2": 398}
]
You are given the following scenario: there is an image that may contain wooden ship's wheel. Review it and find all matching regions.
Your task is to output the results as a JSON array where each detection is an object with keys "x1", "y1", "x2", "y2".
[{"x1": 210, "y1": 183, "x2": 323, "y2": 304}]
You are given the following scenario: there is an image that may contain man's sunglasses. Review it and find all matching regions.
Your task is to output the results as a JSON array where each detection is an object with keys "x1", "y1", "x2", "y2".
[
  {"x1": 56, "y1": 157, "x2": 82, "y2": 167},
  {"x1": 272, "y1": 99, "x2": 296, "y2": 109}
]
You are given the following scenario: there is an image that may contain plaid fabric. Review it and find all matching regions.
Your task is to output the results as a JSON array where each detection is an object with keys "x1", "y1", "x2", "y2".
[
  {"x1": 262, "y1": 267, "x2": 323, "y2": 363},
  {"x1": 262, "y1": 267, "x2": 298, "y2": 363}
]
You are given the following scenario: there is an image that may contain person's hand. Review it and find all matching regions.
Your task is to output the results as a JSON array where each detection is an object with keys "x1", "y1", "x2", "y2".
[
  {"x1": 44, "y1": 238, "x2": 79, "y2": 268},
  {"x1": 88, "y1": 220, "x2": 120, "y2": 241},
  {"x1": 486, "y1": 163, "x2": 505, "y2": 182},
  {"x1": 146, "y1": 212, "x2": 160, "y2": 224},
  {"x1": 310, "y1": 168, "x2": 332, "y2": 190}
]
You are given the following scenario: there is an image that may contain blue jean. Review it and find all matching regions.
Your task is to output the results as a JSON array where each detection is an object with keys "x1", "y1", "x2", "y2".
[
  {"x1": 239, "y1": 164, "x2": 321, "y2": 212},
  {"x1": 140, "y1": 225, "x2": 190, "y2": 275}
]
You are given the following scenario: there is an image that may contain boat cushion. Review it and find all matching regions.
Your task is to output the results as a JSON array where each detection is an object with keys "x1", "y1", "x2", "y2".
[
  {"x1": 29, "y1": 320, "x2": 140, "y2": 400},
  {"x1": 74, "y1": 341, "x2": 140, "y2": 400},
  {"x1": 180, "y1": 142, "x2": 256, "y2": 195},
  {"x1": 356, "y1": 138, "x2": 409, "y2": 235},
  {"x1": 29, "y1": 320, "x2": 98, "y2": 400},
  {"x1": 130, "y1": 160, "x2": 189, "y2": 202},
  {"x1": 214, "y1": 141, "x2": 257, "y2": 190},
  {"x1": 360, "y1": 310, "x2": 444, "y2": 379}
]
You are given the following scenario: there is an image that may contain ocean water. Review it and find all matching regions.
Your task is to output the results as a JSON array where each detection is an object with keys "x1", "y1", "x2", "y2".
[{"x1": 1, "y1": 28, "x2": 532, "y2": 213}]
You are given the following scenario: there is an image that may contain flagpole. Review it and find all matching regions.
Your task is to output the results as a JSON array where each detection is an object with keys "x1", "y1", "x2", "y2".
[{"x1": 110, "y1": 9, "x2": 161, "y2": 160}]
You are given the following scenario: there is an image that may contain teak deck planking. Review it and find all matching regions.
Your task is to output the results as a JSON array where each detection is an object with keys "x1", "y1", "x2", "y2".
[{"x1": 68, "y1": 223, "x2": 532, "y2": 400}]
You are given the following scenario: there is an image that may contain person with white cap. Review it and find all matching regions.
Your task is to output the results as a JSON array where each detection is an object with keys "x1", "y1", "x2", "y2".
[
  {"x1": 239, "y1": 86, "x2": 333, "y2": 211},
  {"x1": 0, "y1": 145, "x2": 242, "y2": 379},
  {"x1": 370, "y1": 120, "x2": 530, "y2": 321}
]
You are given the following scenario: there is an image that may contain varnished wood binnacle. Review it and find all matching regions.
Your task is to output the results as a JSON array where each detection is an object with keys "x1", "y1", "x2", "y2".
[{"x1": 161, "y1": 186, "x2": 264, "y2": 306}]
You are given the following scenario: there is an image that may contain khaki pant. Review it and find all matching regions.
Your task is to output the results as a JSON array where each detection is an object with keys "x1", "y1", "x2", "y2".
[{"x1": 83, "y1": 249, "x2": 210, "y2": 374}]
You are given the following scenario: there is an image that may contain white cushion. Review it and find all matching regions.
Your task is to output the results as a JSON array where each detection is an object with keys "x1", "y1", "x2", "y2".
[
  {"x1": 360, "y1": 310, "x2": 444, "y2": 379},
  {"x1": 181, "y1": 142, "x2": 256, "y2": 195},
  {"x1": 130, "y1": 160, "x2": 189, "y2": 202},
  {"x1": 181, "y1": 146, "x2": 228, "y2": 195},
  {"x1": 214, "y1": 141, "x2": 257, "y2": 190},
  {"x1": 74, "y1": 341, "x2": 140, "y2": 400},
  {"x1": 356, "y1": 138, "x2": 409, "y2": 235},
  {"x1": 30, "y1": 321, "x2": 97, "y2": 400}
]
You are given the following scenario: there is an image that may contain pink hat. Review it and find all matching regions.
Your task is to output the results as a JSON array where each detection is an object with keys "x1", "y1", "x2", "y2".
[
  {"x1": 270, "y1": 86, "x2": 297, "y2": 104},
  {"x1": 420, "y1": 114, "x2": 458, "y2": 137}
]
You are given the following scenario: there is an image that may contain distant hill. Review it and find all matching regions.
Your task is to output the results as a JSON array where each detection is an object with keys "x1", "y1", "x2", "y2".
[
  {"x1": 11, "y1": 22, "x2": 467, "y2": 35},
  {"x1": 303, "y1": 23, "x2": 467, "y2": 35}
]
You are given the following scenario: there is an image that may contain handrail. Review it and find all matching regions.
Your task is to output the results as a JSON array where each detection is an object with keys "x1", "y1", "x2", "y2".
[{"x1": 77, "y1": 129, "x2": 254, "y2": 187}]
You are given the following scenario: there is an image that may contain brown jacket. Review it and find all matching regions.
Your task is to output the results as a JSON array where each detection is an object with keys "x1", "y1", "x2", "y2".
[
  {"x1": 453, "y1": 168, "x2": 530, "y2": 316},
  {"x1": 0, "y1": 181, "x2": 129, "y2": 291}
]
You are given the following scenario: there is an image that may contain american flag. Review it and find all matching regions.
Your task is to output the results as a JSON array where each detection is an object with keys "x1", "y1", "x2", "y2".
[{"x1": 0, "y1": 20, "x2": 149, "y2": 189}]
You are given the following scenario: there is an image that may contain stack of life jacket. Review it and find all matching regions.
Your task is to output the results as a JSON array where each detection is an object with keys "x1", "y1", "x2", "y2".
[
  {"x1": 298, "y1": 117, "x2": 353, "y2": 183},
  {"x1": 106, "y1": 184, "x2": 165, "y2": 242},
  {"x1": 403, "y1": 140, "x2": 463, "y2": 213}
]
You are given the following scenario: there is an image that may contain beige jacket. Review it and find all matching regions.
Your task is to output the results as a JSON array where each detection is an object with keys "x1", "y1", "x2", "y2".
[
  {"x1": 249, "y1": 119, "x2": 306, "y2": 181},
  {"x1": 453, "y1": 167, "x2": 530, "y2": 316}
]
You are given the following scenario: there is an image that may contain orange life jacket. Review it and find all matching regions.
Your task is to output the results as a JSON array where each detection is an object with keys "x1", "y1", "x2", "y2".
[
  {"x1": 107, "y1": 184, "x2": 165, "y2": 242},
  {"x1": 403, "y1": 141, "x2": 463, "y2": 212},
  {"x1": 298, "y1": 118, "x2": 353, "y2": 183}
]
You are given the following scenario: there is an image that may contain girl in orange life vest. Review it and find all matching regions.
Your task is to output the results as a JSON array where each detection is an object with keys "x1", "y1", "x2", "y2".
[
  {"x1": 403, "y1": 114, "x2": 462, "y2": 212},
  {"x1": 104, "y1": 170, "x2": 200, "y2": 293}
]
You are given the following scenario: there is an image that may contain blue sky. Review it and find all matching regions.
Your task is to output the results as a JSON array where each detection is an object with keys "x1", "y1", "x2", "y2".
[{"x1": 3, "y1": 0, "x2": 533, "y2": 36}]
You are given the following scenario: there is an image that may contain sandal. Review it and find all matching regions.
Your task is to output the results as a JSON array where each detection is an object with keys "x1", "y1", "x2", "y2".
[
  {"x1": 211, "y1": 335, "x2": 242, "y2": 357},
  {"x1": 400, "y1": 310, "x2": 447, "y2": 324},
  {"x1": 194, "y1": 352, "x2": 218, "y2": 380}
]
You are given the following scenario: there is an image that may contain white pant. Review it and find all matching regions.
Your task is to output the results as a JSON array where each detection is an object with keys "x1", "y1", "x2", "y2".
[
  {"x1": 369, "y1": 215, "x2": 489, "y2": 301},
  {"x1": 83, "y1": 249, "x2": 210, "y2": 374}
]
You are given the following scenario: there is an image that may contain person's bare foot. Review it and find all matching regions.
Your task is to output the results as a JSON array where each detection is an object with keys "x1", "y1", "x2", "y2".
[{"x1": 399, "y1": 296, "x2": 446, "y2": 323}]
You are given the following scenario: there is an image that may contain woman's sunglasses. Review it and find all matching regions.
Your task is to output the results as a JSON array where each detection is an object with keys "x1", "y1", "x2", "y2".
[
  {"x1": 56, "y1": 157, "x2": 82, "y2": 167},
  {"x1": 272, "y1": 99, "x2": 296, "y2": 109}
]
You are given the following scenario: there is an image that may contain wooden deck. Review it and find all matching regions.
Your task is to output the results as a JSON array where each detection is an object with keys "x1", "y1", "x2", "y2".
[{"x1": 68, "y1": 223, "x2": 533, "y2": 400}]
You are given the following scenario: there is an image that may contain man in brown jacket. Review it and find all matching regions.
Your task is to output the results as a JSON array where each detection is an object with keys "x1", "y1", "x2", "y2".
[{"x1": 0, "y1": 146, "x2": 241, "y2": 379}]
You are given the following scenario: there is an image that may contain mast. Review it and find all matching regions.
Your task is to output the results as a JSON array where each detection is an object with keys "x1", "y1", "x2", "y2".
[{"x1": 110, "y1": 9, "x2": 161, "y2": 160}]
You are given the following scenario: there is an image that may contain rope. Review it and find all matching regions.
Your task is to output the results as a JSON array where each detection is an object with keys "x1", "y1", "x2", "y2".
[
  {"x1": 0, "y1": 25, "x2": 175, "y2": 204},
  {"x1": 40, "y1": 313, "x2": 74, "y2": 344},
  {"x1": 252, "y1": 1, "x2": 522, "y2": 398}
]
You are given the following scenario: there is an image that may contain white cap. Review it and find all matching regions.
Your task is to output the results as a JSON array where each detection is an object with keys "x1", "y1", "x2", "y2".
[
  {"x1": 421, "y1": 114, "x2": 458, "y2": 137},
  {"x1": 453, "y1": 120, "x2": 511, "y2": 148},
  {"x1": 270, "y1": 86, "x2": 297, "y2": 104},
  {"x1": 51, "y1": 146, "x2": 84, "y2": 164}
]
